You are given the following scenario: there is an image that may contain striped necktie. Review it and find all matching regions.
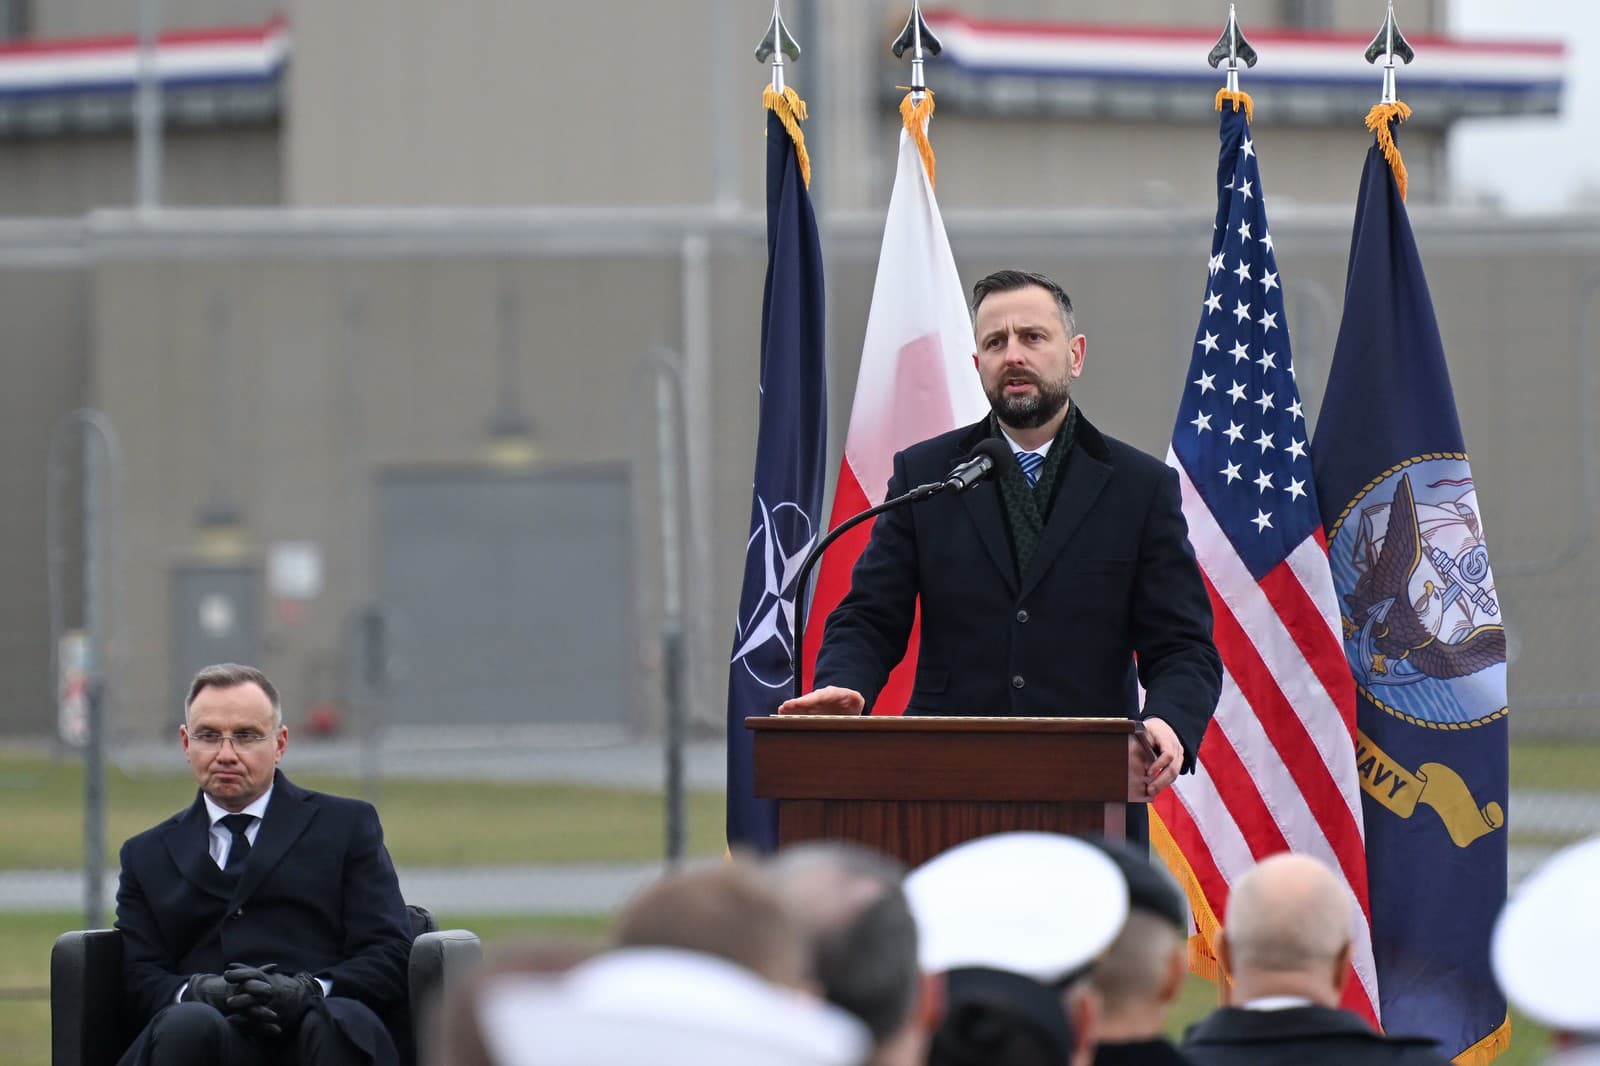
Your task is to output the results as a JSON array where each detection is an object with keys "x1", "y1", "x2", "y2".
[{"x1": 1016, "y1": 450, "x2": 1044, "y2": 487}]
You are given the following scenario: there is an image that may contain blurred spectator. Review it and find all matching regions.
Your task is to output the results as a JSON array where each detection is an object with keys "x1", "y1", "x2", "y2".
[
  {"x1": 612, "y1": 856, "x2": 810, "y2": 989},
  {"x1": 471, "y1": 947, "x2": 869, "y2": 1066},
  {"x1": 1492, "y1": 836, "x2": 1600, "y2": 1065},
  {"x1": 905, "y1": 832, "x2": 1132, "y2": 1066},
  {"x1": 931, "y1": 966, "x2": 1080, "y2": 1066},
  {"x1": 769, "y1": 842, "x2": 927, "y2": 1066},
  {"x1": 432, "y1": 941, "x2": 595, "y2": 1066},
  {"x1": 1182, "y1": 853, "x2": 1448, "y2": 1065},
  {"x1": 1087, "y1": 838, "x2": 1194, "y2": 1065}
]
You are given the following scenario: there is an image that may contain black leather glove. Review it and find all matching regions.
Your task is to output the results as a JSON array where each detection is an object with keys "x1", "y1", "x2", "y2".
[
  {"x1": 223, "y1": 963, "x2": 325, "y2": 1032},
  {"x1": 226, "y1": 1001, "x2": 284, "y2": 1040},
  {"x1": 181, "y1": 972, "x2": 254, "y2": 1014}
]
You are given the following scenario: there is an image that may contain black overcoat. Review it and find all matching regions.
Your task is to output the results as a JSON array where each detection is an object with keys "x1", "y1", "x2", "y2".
[{"x1": 115, "y1": 770, "x2": 413, "y2": 1065}]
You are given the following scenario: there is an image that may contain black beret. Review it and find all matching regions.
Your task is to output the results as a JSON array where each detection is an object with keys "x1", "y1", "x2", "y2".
[{"x1": 1087, "y1": 836, "x2": 1189, "y2": 932}]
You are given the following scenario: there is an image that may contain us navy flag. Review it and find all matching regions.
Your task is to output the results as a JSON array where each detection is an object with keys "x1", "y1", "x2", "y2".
[
  {"x1": 725, "y1": 96, "x2": 827, "y2": 850},
  {"x1": 1313, "y1": 119, "x2": 1509, "y2": 1061}
]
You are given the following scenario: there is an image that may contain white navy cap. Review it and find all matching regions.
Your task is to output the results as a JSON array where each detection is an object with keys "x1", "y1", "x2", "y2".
[
  {"x1": 1491, "y1": 835, "x2": 1600, "y2": 1034},
  {"x1": 477, "y1": 947, "x2": 871, "y2": 1066},
  {"x1": 904, "y1": 831, "x2": 1130, "y2": 983}
]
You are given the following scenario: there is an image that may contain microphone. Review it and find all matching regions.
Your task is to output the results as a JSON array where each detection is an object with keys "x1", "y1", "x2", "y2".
[
  {"x1": 787, "y1": 436, "x2": 1014, "y2": 701},
  {"x1": 941, "y1": 438, "x2": 1012, "y2": 493}
]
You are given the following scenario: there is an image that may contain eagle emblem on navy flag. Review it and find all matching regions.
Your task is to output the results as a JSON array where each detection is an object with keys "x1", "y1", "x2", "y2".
[{"x1": 1328, "y1": 456, "x2": 1507, "y2": 727}]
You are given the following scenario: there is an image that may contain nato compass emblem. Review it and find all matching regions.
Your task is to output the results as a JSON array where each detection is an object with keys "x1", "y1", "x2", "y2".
[
  {"x1": 1327, "y1": 457, "x2": 1507, "y2": 726},
  {"x1": 731, "y1": 497, "x2": 818, "y2": 689}
]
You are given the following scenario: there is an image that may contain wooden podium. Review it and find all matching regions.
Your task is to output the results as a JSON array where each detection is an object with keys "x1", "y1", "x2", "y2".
[{"x1": 748, "y1": 715, "x2": 1151, "y2": 868}]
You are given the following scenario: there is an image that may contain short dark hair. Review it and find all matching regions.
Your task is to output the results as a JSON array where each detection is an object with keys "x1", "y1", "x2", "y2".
[
  {"x1": 185, "y1": 663, "x2": 282, "y2": 727},
  {"x1": 970, "y1": 269, "x2": 1078, "y2": 335},
  {"x1": 769, "y1": 842, "x2": 919, "y2": 1043}
]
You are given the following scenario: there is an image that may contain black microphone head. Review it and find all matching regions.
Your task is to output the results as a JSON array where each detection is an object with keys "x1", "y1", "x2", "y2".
[
  {"x1": 971, "y1": 438, "x2": 1014, "y2": 467},
  {"x1": 945, "y1": 437, "x2": 1013, "y2": 493}
]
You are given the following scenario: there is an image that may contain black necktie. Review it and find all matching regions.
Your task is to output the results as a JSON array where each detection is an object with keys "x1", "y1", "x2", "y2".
[{"x1": 220, "y1": 813, "x2": 254, "y2": 872}]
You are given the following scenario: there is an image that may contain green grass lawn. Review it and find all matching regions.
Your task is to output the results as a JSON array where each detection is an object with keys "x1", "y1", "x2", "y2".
[
  {"x1": 0, "y1": 751, "x2": 727, "y2": 869},
  {"x1": 0, "y1": 909, "x2": 1553, "y2": 1066},
  {"x1": 1, "y1": 740, "x2": 1588, "y2": 1066},
  {"x1": 0, "y1": 910, "x2": 612, "y2": 1066},
  {"x1": 1509, "y1": 740, "x2": 1600, "y2": 793}
]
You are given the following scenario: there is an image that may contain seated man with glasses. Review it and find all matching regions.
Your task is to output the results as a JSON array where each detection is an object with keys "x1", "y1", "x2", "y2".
[{"x1": 114, "y1": 663, "x2": 413, "y2": 1066}]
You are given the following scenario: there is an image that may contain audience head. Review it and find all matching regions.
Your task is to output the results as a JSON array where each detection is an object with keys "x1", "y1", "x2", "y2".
[
  {"x1": 1492, "y1": 835, "x2": 1600, "y2": 1050},
  {"x1": 930, "y1": 967, "x2": 1079, "y2": 1066},
  {"x1": 612, "y1": 856, "x2": 811, "y2": 990},
  {"x1": 906, "y1": 832, "x2": 1131, "y2": 1066},
  {"x1": 1086, "y1": 837, "x2": 1190, "y2": 1040},
  {"x1": 434, "y1": 941, "x2": 596, "y2": 1066},
  {"x1": 473, "y1": 947, "x2": 870, "y2": 1066},
  {"x1": 768, "y1": 842, "x2": 923, "y2": 1061},
  {"x1": 1219, "y1": 852, "x2": 1353, "y2": 1008}
]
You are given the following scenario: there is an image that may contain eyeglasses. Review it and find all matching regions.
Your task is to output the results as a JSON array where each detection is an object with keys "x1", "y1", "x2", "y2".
[{"x1": 189, "y1": 730, "x2": 273, "y2": 751}]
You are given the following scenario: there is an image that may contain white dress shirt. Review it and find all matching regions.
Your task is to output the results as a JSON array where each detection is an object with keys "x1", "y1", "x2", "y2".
[
  {"x1": 998, "y1": 429, "x2": 1053, "y2": 462},
  {"x1": 1240, "y1": 995, "x2": 1316, "y2": 1011}
]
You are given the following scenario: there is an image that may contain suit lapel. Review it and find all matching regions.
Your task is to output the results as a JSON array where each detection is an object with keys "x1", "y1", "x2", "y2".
[
  {"x1": 959, "y1": 477, "x2": 1019, "y2": 595},
  {"x1": 161, "y1": 794, "x2": 235, "y2": 903},
  {"x1": 1019, "y1": 445, "x2": 1111, "y2": 601},
  {"x1": 229, "y1": 772, "x2": 317, "y2": 907},
  {"x1": 948, "y1": 421, "x2": 1019, "y2": 594}
]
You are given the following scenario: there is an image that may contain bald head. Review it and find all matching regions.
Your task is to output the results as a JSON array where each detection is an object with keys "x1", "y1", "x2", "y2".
[{"x1": 1221, "y1": 854, "x2": 1352, "y2": 1005}]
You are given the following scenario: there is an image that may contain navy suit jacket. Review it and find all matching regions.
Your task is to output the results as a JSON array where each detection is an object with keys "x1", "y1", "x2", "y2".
[
  {"x1": 115, "y1": 770, "x2": 413, "y2": 1061},
  {"x1": 816, "y1": 414, "x2": 1221, "y2": 774}
]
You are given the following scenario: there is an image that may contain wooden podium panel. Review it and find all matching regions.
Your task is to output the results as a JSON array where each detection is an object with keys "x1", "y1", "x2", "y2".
[{"x1": 749, "y1": 715, "x2": 1148, "y2": 868}]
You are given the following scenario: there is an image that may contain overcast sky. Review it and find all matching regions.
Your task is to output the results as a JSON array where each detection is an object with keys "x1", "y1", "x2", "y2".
[{"x1": 1449, "y1": 0, "x2": 1600, "y2": 212}]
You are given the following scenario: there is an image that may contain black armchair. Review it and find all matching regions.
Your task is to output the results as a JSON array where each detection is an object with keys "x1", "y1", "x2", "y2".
[{"x1": 50, "y1": 906, "x2": 481, "y2": 1066}]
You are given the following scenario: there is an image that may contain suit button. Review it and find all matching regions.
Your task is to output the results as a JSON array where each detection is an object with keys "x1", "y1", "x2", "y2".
[
  {"x1": 1016, "y1": 609, "x2": 1029, "y2": 623},
  {"x1": 1011, "y1": 675, "x2": 1025, "y2": 689},
  {"x1": 231, "y1": 909, "x2": 244, "y2": 920}
]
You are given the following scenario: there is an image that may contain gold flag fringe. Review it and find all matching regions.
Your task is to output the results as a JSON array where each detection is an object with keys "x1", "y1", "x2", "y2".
[
  {"x1": 1150, "y1": 809, "x2": 1228, "y2": 986},
  {"x1": 1452, "y1": 1016, "x2": 1511, "y2": 1066},
  {"x1": 1365, "y1": 100, "x2": 1413, "y2": 202},
  {"x1": 1214, "y1": 87, "x2": 1256, "y2": 124},
  {"x1": 763, "y1": 85, "x2": 813, "y2": 188},
  {"x1": 898, "y1": 89, "x2": 938, "y2": 188}
]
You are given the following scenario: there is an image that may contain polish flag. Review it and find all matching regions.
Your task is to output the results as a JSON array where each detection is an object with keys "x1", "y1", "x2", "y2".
[{"x1": 800, "y1": 122, "x2": 990, "y2": 713}]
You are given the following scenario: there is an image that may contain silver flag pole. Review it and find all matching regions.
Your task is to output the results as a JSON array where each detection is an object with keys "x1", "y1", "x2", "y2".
[
  {"x1": 755, "y1": 0, "x2": 801, "y2": 94},
  {"x1": 1207, "y1": 4, "x2": 1258, "y2": 94},
  {"x1": 892, "y1": 1, "x2": 943, "y2": 103},
  {"x1": 1364, "y1": 0, "x2": 1415, "y2": 104}
]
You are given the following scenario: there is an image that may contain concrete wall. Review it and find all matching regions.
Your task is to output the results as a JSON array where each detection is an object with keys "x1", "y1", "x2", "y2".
[
  {"x1": 283, "y1": 0, "x2": 1448, "y2": 213},
  {"x1": 0, "y1": 130, "x2": 281, "y2": 216},
  {"x1": 286, "y1": 0, "x2": 724, "y2": 208},
  {"x1": 32, "y1": 0, "x2": 279, "y2": 36}
]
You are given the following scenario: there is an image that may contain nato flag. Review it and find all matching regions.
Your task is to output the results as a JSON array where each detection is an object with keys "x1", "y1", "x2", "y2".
[
  {"x1": 725, "y1": 103, "x2": 828, "y2": 851},
  {"x1": 1313, "y1": 121, "x2": 1509, "y2": 1061}
]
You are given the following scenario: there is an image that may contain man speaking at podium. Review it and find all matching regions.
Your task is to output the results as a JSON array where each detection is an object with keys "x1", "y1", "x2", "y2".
[{"x1": 779, "y1": 270, "x2": 1222, "y2": 827}]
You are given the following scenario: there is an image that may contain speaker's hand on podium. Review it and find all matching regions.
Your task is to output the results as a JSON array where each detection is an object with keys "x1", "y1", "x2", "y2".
[
  {"x1": 1141, "y1": 717, "x2": 1184, "y2": 797},
  {"x1": 777, "y1": 686, "x2": 865, "y2": 716}
]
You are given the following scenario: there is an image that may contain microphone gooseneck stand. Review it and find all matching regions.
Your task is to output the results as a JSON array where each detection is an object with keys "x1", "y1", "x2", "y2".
[{"x1": 787, "y1": 439, "x2": 1011, "y2": 703}]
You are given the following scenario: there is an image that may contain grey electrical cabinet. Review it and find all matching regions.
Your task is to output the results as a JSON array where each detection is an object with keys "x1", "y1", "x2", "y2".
[
  {"x1": 375, "y1": 463, "x2": 636, "y2": 730},
  {"x1": 170, "y1": 562, "x2": 263, "y2": 722}
]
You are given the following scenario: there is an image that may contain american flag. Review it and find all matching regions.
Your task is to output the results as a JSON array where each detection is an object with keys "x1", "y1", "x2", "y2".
[{"x1": 1153, "y1": 97, "x2": 1380, "y2": 1023}]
